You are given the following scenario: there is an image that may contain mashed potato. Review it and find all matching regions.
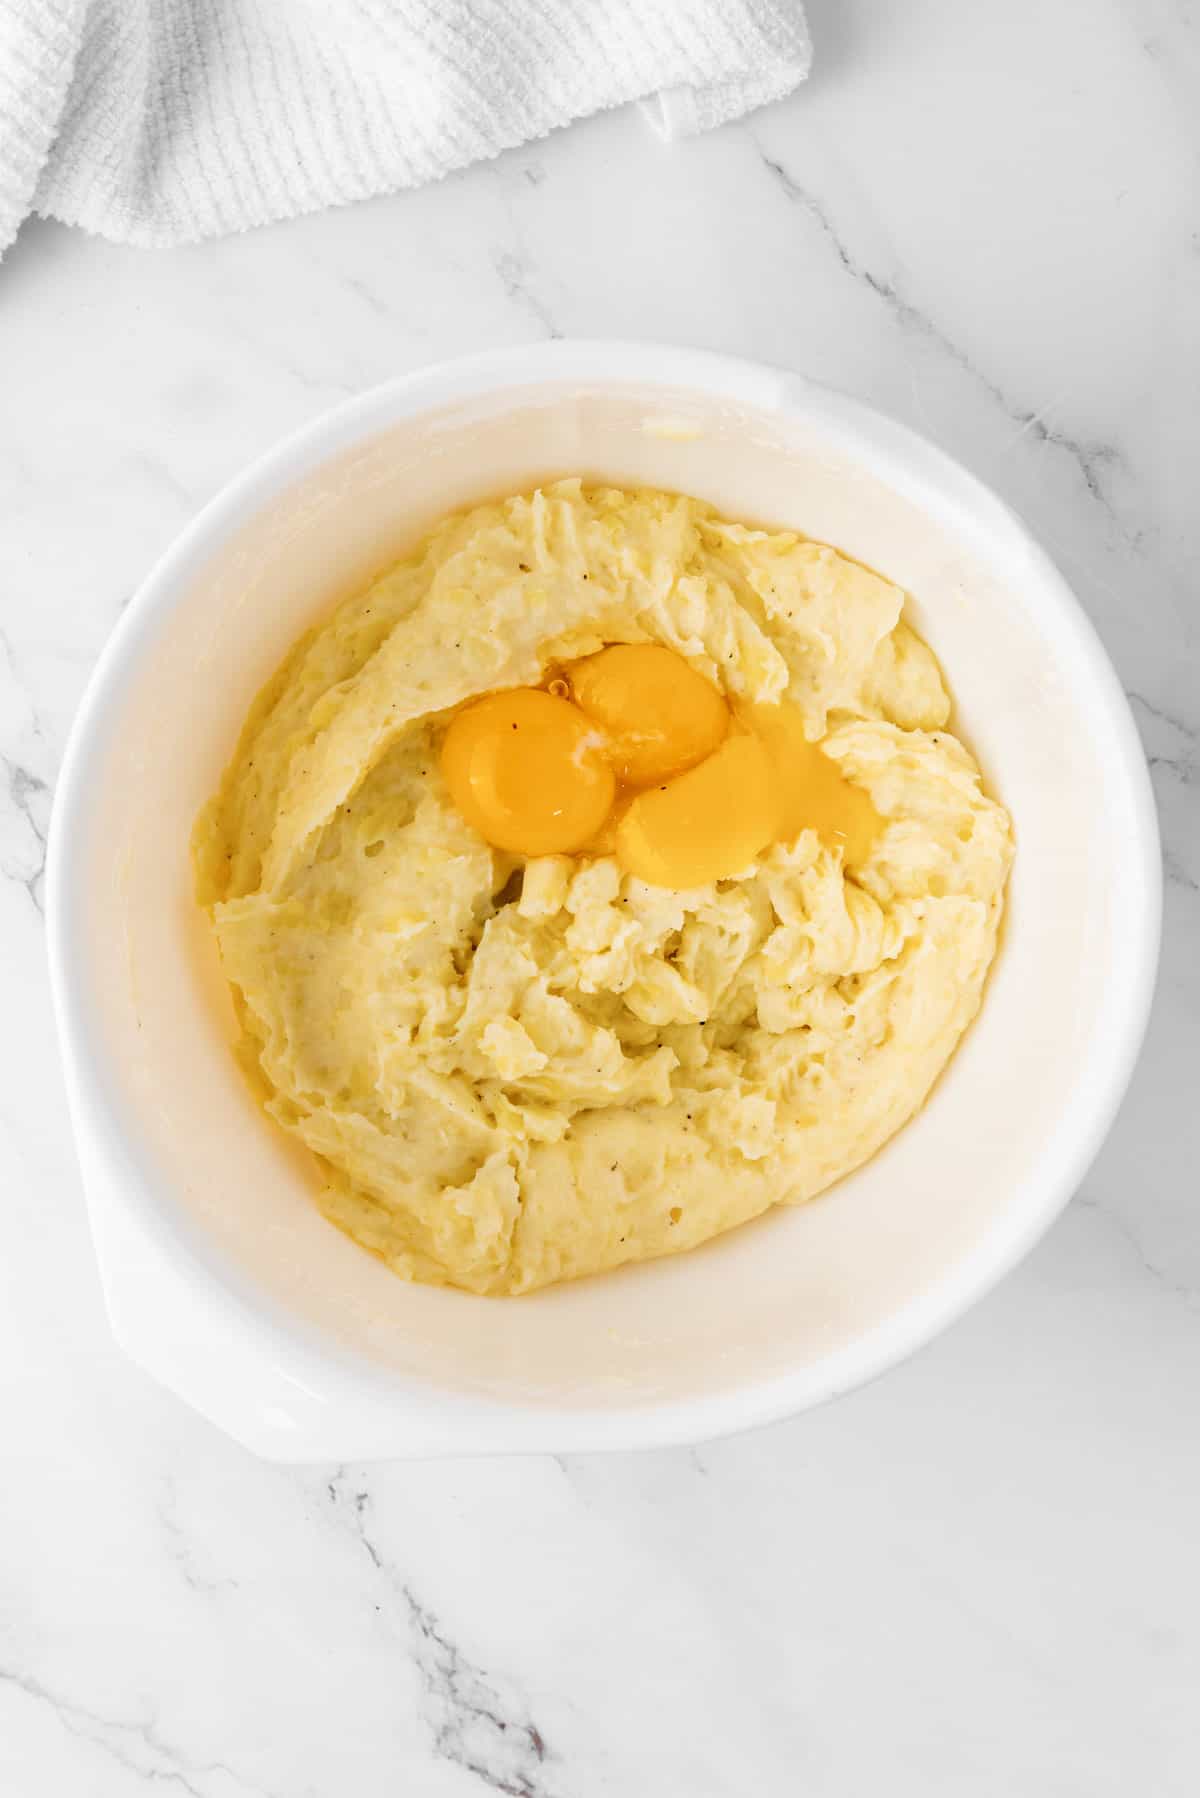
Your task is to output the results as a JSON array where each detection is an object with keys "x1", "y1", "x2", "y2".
[{"x1": 194, "y1": 481, "x2": 1012, "y2": 1295}]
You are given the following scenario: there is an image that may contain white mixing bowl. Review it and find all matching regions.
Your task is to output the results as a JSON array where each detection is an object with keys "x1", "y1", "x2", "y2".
[{"x1": 46, "y1": 344, "x2": 1160, "y2": 1460}]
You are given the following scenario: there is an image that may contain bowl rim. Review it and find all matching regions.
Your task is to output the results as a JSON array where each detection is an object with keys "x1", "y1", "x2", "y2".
[{"x1": 46, "y1": 341, "x2": 1163, "y2": 1454}]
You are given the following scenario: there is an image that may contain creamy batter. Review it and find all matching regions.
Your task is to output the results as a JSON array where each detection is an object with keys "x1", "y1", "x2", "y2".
[{"x1": 194, "y1": 481, "x2": 1013, "y2": 1295}]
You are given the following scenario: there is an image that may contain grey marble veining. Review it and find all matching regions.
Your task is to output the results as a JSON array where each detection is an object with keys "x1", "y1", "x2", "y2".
[{"x1": 1, "y1": 1, "x2": 1198, "y2": 1791}]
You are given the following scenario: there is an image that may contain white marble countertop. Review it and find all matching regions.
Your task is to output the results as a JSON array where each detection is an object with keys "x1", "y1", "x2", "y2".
[{"x1": 2, "y1": 2, "x2": 1198, "y2": 1791}]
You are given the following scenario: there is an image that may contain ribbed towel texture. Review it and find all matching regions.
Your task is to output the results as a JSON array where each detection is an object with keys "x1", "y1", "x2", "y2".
[{"x1": 0, "y1": 0, "x2": 810, "y2": 258}]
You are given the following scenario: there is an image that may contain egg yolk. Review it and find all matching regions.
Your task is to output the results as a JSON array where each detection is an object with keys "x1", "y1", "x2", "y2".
[
  {"x1": 440, "y1": 689, "x2": 615, "y2": 855},
  {"x1": 566, "y1": 644, "x2": 728, "y2": 784},
  {"x1": 744, "y1": 702, "x2": 882, "y2": 867},
  {"x1": 439, "y1": 648, "x2": 882, "y2": 886},
  {"x1": 615, "y1": 734, "x2": 778, "y2": 888}
]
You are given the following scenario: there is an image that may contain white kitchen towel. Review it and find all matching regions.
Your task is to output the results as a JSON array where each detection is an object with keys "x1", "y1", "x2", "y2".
[{"x1": 0, "y1": 0, "x2": 810, "y2": 259}]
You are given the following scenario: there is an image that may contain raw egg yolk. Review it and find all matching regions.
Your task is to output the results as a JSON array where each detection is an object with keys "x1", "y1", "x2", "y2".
[
  {"x1": 744, "y1": 702, "x2": 882, "y2": 867},
  {"x1": 567, "y1": 644, "x2": 728, "y2": 784},
  {"x1": 440, "y1": 652, "x2": 881, "y2": 883},
  {"x1": 615, "y1": 734, "x2": 777, "y2": 888},
  {"x1": 441, "y1": 689, "x2": 615, "y2": 856}
]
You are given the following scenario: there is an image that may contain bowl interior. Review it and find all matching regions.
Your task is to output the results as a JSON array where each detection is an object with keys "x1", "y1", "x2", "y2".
[{"x1": 66, "y1": 372, "x2": 1148, "y2": 1416}]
